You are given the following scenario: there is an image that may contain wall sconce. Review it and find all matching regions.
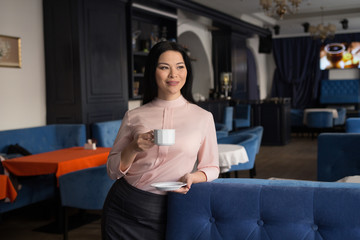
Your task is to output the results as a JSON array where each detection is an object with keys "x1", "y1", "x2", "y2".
[
  {"x1": 274, "y1": 25, "x2": 280, "y2": 35},
  {"x1": 302, "y1": 22, "x2": 309, "y2": 33},
  {"x1": 340, "y1": 19, "x2": 348, "y2": 30}
]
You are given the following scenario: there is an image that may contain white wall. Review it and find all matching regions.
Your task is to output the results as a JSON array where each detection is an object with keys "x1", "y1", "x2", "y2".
[
  {"x1": 329, "y1": 69, "x2": 360, "y2": 80},
  {"x1": 0, "y1": 0, "x2": 45, "y2": 131},
  {"x1": 247, "y1": 35, "x2": 275, "y2": 99},
  {"x1": 177, "y1": 10, "x2": 214, "y2": 100}
]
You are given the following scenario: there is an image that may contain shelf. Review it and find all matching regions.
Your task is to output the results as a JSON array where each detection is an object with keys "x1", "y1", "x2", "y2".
[
  {"x1": 134, "y1": 51, "x2": 149, "y2": 56},
  {"x1": 130, "y1": 95, "x2": 143, "y2": 100},
  {"x1": 129, "y1": 4, "x2": 177, "y2": 100},
  {"x1": 134, "y1": 73, "x2": 144, "y2": 77}
]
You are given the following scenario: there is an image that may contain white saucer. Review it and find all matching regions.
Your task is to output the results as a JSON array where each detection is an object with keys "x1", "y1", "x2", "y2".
[{"x1": 151, "y1": 182, "x2": 187, "y2": 191}]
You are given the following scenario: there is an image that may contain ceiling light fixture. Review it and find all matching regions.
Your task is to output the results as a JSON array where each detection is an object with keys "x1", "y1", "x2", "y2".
[
  {"x1": 259, "y1": 0, "x2": 302, "y2": 20},
  {"x1": 308, "y1": 7, "x2": 336, "y2": 41}
]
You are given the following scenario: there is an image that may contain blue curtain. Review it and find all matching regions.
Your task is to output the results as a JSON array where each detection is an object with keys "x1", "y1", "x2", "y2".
[
  {"x1": 271, "y1": 33, "x2": 360, "y2": 109},
  {"x1": 271, "y1": 36, "x2": 327, "y2": 109}
]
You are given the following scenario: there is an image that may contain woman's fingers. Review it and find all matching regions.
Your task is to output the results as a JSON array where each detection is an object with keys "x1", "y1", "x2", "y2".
[
  {"x1": 136, "y1": 131, "x2": 155, "y2": 151},
  {"x1": 173, "y1": 185, "x2": 190, "y2": 194}
]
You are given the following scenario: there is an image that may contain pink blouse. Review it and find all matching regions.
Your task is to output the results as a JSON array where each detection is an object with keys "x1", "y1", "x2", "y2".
[{"x1": 106, "y1": 95, "x2": 220, "y2": 194}]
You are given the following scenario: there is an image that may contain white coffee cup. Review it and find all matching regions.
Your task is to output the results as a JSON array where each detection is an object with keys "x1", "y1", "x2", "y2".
[{"x1": 154, "y1": 129, "x2": 175, "y2": 146}]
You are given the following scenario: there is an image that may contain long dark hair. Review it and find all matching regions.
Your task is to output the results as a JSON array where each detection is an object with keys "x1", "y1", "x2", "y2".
[{"x1": 142, "y1": 41, "x2": 195, "y2": 104}]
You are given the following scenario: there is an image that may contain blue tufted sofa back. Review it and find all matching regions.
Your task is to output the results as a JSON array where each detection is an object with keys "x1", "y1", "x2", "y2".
[
  {"x1": 320, "y1": 79, "x2": 360, "y2": 104},
  {"x1": 0, "y1": 124, "x2": 86, "y2": 154},
  {"x1": 91, "y1": 120, "x2": 122, "y2": 147},
  {"x1": 167, "y1": 180, "x2": 360, "y2": 240},
  {"x1": 318, "y1": 133, "x2": 360, "y2": 181}
]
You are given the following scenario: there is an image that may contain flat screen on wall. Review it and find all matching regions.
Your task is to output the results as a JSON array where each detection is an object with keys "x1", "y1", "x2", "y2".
[{"x1": 320, "y1": 42, "x2": 360, "y2": 70}]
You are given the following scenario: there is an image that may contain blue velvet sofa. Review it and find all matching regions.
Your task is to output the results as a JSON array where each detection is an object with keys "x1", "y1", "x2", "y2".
[
  {"x1": 91, "y1": 119, "x2": 122, "y2": 147},
  {"x1": 320, "y1": 79, "x2": 360, "y2": 107},
  {"x1": 317, "y1": 132, "x2": 360, "y2": 182},
  {"x1": 167, "y1": 178, "x2": 360, "y2": 240},
  {"x1": 0, "y1": 124, "x2": 86, "y2": 214}
]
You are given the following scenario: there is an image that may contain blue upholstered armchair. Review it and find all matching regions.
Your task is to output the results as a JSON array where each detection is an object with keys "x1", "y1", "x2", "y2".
[
  {"x1": 231, "y1": 126, "x2": 263, "y2": 154},
  {"x1": 91, "y1": 120, "x2": 122, "y2": 147},
  {"x1": 222, "y1": 106, "x2": 234, "y2": 132},
  {"x1": 306, "y1": 111, "x2": 333, "y2": 138},
  {"x1": 346, "y1": 118, "x2": 360, "y2": 133},
  {"x1": 306, "y1": 111, "x2": 333, "y2": 129},
  {"x1": 215, "y1": 123, "x2": 229, "y2": 139},
  {"x1": 59, "y1": 165, "x2": 115, "y2": 240},
  {"x1": 290, "y1": 109, "x2": 304, "y2": 133},
  {"x1": 217, "y1": 133, "x2": 258, "y2": 178},
  {"x1": 333, "y1": 107, "x2": 346, "y2": 126},
  {"x1": 233, "y1": 104, "x2": 251, "y2": 130}
]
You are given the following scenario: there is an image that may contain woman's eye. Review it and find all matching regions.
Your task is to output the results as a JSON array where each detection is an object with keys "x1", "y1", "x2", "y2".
[
  {"x1": 177, "y1": 65, "x2": 185, "y2": 69},
  {"x1": 159, "y1": 66, "x2": 168, "y2": 70}
]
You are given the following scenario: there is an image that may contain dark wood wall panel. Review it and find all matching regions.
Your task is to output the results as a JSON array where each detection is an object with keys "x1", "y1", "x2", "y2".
[
  {"x1": 44, "y1": 0, "x2": 129, "y2": 125},
  {"x1": 231, "y1": 33, "x2": 247, "y2": 100},
  {"x1": 84, "y1": 2, "x2": 128, "y2": 104}
]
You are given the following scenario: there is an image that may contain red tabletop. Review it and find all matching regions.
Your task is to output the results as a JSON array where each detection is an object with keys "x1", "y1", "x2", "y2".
[
  {"x1": 0, "y1": 175, "x2": 17, "y2": 202},
  {"x1": 2, "y1": 147, "x2": 111, "y2": 179}
]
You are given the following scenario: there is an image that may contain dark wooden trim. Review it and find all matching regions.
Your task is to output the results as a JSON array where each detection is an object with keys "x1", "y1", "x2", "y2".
[{"x1": 157, "y1": 0, "x2": 271, "y2": 37}]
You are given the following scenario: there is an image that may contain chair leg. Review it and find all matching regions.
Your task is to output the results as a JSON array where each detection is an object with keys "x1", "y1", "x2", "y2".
[
  {"x1": 63, "y1": 207, "x2": 68, "y2": 240},
  {"x1": 249, "y1": 167, "x2": 256, "y2": 178},
  {"x1": 250, "y1": 164, "x2": 257, "y2": 177}
]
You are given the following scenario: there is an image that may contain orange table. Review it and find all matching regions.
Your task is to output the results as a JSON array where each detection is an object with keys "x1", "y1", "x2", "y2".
[
  {"x1": 0, "y1": 175, "x2": 17, "y2": 202},
  {"x1": 2, "y1": 147, "x2": 111, "y2": 180}
]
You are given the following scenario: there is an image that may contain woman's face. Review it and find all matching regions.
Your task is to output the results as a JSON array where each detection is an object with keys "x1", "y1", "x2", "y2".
[{"x1": 155, "y1": 50, "x2": 187, "y2": 101}]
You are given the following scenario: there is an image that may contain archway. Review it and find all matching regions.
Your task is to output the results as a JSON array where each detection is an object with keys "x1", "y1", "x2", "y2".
[{"x1": 178, "y1": 31, "x2": 212, "y2": 101}]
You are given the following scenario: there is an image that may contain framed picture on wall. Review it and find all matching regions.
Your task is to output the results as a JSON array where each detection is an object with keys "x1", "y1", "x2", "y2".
[{"x1": 0, "y1": 35, "x2": 21, "y2": 68}]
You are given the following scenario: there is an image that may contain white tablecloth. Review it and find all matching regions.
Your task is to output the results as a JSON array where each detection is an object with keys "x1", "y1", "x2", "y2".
[
  {"x1": 218, "y1": 144, "x2": 249, "y2": 173},
  {"x1": 303, "y1": 108, "x2": 338, "y2": 125}
]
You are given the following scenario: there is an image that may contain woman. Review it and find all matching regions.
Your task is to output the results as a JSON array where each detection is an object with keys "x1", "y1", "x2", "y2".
[{"x1": 102, "y1": 41, "x2": 219, "y2": 239}]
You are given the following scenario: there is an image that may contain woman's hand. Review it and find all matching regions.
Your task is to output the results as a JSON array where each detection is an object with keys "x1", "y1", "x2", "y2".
[
  {"x1": 173, "y1": 171, "x2": 207, "y2": 195},
  {"x1": 120, "y1": 130, "x2": 154, "y2": 171},
  {"x1": 173, "y1": 173, "x2": 193, "y2": 194},
  {"x1": 131, "y1": 130, "x2": 155, "y2": 152}
]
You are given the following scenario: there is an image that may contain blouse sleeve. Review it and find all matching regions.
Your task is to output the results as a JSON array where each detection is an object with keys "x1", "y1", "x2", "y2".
[
  {"x1": 106, "y1": 111, "x2": 133, "y2": 180},
  {"x1": 196, "y1": 112, "x2": 220, "y2": 182}
]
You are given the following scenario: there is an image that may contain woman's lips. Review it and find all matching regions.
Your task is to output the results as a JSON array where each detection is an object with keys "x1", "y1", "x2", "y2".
[{"x1": 166, "y1": 81, "x2": 179, "y2": 86}]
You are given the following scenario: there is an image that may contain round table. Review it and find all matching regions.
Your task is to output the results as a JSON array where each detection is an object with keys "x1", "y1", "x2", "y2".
[{"x1": 218, "y1": 144, "x2": 249, "y2": 173}]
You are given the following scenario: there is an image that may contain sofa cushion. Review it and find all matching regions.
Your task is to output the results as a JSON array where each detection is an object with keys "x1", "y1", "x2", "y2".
[
  {"x1": 0, "y1": 124, "x2": 86, "y2": 154},
  {"x1": 167, "y1": 181, "x2": 360, "y2": 240}
]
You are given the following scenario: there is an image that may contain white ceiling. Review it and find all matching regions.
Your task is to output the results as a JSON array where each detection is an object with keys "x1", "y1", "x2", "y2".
[{"x1": 190, "y1": 0, "x2": 360, "y2": 37}]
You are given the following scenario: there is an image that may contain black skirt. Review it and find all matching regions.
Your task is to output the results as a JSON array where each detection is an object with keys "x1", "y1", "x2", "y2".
[{"x1": 101, "y1": 178, "x2": 168, "y2": 240}]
